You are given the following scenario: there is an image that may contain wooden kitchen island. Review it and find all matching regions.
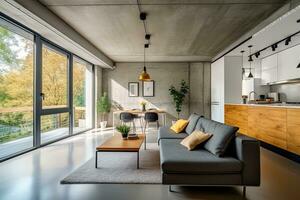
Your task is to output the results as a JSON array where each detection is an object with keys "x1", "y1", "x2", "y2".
[{"x1": 225, "y1": 104, "x2": 300, "y2": 156}]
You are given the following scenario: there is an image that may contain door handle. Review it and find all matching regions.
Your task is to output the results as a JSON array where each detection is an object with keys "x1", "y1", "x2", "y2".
[{"x1": 40, "y1": 93, "x2": 45, "y2": 100}]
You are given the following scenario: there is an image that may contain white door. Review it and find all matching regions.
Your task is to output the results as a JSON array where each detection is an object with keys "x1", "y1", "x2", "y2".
[{"x1": 211, "y1": 58, "x2": 224, "y2": 123}]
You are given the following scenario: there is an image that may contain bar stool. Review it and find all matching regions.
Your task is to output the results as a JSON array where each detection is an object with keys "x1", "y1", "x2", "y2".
[{"x1": 120, "y1": 112, "x2": 137, "y2": 134}]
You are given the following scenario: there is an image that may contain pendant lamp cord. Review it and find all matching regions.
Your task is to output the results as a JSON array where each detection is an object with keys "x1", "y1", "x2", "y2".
[{"x1": 144, "y1": 46, "x2": 146, "y2": 67}]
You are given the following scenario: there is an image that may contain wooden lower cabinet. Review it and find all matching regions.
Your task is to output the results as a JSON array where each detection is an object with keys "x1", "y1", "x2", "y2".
[
  {"x1": 248, "y1": 106, "x2": 287, "y2": 150},
  {"x1": 287, "y1": 109, "x2": 300, "y2": 155},
  {"x1": 225, "y1": 105, "x2": 248, "y2": 134},
  {"x1": 225, "y1": 104, "x2": 299, "y2": 154}
]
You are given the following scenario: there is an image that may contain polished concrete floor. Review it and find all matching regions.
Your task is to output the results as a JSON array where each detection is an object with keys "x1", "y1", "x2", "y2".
[{"x1": 0, "y1": 127, "x2": 300, "y2": 200}]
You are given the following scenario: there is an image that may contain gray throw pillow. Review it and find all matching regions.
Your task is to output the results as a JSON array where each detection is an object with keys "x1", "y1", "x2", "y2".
[
  {"x1": 185, "y1": 113, "x2": 201, "y2": 134},
  {"x1": 197, "y1": 118, "x2": 239, "y2": 157}
]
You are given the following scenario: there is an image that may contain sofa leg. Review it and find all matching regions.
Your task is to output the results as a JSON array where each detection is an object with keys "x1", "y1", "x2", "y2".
[
  {"x1": 169, "y1": 185, "x2": 173, "y2": 192},
  {"x1": 243, "y1": 186, "x2": 246, "y2": 198}
]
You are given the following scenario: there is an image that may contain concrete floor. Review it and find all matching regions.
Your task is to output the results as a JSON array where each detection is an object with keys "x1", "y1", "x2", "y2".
[{"x1": 0, "y1": 127, "x2": 300, "y2": 200}]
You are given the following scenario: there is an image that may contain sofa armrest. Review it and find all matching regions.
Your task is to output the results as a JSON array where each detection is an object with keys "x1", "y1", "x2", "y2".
[{"x1": 235, "y1": 134, "x2": 260, "y2": 186}]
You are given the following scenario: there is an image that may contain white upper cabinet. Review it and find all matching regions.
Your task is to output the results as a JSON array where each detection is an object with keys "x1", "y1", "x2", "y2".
[
  {"x1": 261, "y1": 54, "x2": 278, "y2": 85},
  {"x1": 278, "y1": 44, "x2": 300, "y2": 81}
]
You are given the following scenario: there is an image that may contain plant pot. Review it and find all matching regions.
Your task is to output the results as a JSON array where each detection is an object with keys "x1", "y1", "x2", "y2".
[
  {"x1": 100, "y1": 121, "x2": 107, "y2": 129},
  {"x1": 78, "y1": 119, "x2": 86, "y2": 128},
  {"x1": 121, "y1": 133, "x2": 128, "y2": 140}
]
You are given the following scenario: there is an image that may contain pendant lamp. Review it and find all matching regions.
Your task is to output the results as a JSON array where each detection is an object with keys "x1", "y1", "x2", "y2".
[{"x1": 139, "y1": 44, "x2": 151, "y2": 81}]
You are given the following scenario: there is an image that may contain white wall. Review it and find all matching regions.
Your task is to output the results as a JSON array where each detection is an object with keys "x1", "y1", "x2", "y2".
[{"x1": 224, "y1": 56, "x2": 243, "y2": 104}]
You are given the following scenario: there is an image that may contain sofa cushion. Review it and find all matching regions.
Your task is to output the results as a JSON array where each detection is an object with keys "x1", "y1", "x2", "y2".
[
  {"x1": 170, "y1": 119, "x2": 189, "y2": 133},
  {"x1": 158, "y1": 127, "x2": 188, "y2": 142},
  {"x1": 180, "y1": 130, "x2": 212, "y2": 150},
  {"x1": 160, "y1": 139, "x2": 242, "y2": 174},
  {"x1": 185, "y1": 113, "x2": 201, "y2": 134},
  {"x1": 196, "y1": 118, "x2": 239, "y2": 157}
]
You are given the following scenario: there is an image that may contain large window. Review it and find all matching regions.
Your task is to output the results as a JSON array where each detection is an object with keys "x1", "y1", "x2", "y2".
[
  {"x1": 0, "y1": 18, "x2": 34, "y2": 158},
  {"x1": 42, "y1": 44, "x2": 68, "y2": 109},
  {"x1": 73, "y1": 57, "x2": 93, "y2": 134},
  {"x1": 0, "y1": 15, "x2": 95, "y2": 161}
]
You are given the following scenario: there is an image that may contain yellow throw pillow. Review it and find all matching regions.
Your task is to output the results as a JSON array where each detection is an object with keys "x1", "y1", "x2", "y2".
[
  {"x1": 180, "y1": 130, "x2": 212, "y2": 150},
  {"x1": 170, "y1": 119, "x2": 189, "y2": 133}
]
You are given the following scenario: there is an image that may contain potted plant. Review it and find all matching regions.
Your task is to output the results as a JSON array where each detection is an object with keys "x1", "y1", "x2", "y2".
[
  {"x1": 116, "y1": 124, "x2": 131, "y2": 139},
  {"x1": 169, "y1": 80, "x2": 189, "y2": 121},
  {"x1": 140, "y1": 101, "x2": 147, "y2": 112},
  {"x1": 97, "y1": 92, "x2": 111, "y2": 129}
]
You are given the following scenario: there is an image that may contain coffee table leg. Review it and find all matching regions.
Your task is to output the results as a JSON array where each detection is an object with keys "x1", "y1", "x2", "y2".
[
  {"x1": 95, "y1": 151, "x2": 98, "y2": 168},
  {"x1": 144, "y1": 134, "x2": 146, "y2": 150},
  {"x1": 137, "y1": 151, "x2": 139, "y2": 169}
]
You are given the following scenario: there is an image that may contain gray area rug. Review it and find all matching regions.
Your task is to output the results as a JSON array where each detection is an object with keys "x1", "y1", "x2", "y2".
[{"x1": 61, "y1": 143, "x2": 162, "y2": 184}]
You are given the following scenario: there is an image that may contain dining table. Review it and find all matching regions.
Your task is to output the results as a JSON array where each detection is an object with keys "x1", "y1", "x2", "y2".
[{"x1": 112, "y1": 109, "x2": 167, "y2": 131}]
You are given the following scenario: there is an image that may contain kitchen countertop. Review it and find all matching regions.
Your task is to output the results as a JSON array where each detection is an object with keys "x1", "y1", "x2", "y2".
[{"x1": 225, "y1": 103, "x2": 300, "y2": 109}]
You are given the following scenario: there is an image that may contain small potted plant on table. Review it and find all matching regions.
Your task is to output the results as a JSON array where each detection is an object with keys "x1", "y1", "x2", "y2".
[{"x1": 116, "y1": 124, "x2": 131, "y2": 139}]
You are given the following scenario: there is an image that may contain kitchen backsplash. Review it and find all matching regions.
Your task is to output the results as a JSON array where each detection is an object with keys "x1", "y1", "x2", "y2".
[{"x1": 270, "y1": 83, "x2": 300, "y2": 102}]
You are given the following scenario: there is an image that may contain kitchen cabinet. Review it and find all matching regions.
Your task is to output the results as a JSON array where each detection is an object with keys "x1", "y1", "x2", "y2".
[
  {"x1": 224, "y1": 104, "x2": 300, "y2": 155},
  {"x1": 261, "y1": 54, "x2": 277, "y2": 85},
  {"x1": 225, "y1": 104, "x2": 248, "y2": 134},
  {"x1": 278, "y1": 44, "x2": 300, "y2": 81},
  {"x1": 287, "y1": 109, "x2": 300, "y2": 155}
]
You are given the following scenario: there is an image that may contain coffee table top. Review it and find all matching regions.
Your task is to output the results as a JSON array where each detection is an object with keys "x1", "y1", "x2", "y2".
[{"x1": 96, "y1": 134, "x2": 145, "y2": 152}]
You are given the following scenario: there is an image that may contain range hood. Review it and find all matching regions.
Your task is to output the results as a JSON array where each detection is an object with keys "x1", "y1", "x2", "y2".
[{"x1": 267, "y1": 78, "x2": 300, "y2": 86}]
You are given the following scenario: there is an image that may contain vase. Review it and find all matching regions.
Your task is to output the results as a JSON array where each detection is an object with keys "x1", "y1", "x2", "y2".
[{"x1": 142, "y1": 104, "x2": 146, "y2": 112}]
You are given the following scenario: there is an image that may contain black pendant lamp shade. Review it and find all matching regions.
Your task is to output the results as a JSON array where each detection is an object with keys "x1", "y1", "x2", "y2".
[{"x1": 248, "y1": 71, "x2": 254, "y2": 78}]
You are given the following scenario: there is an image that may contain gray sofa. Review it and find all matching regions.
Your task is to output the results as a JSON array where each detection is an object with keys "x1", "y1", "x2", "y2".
[{"x1": 158, "y1": 115, "x2": 260, "y2": 196}]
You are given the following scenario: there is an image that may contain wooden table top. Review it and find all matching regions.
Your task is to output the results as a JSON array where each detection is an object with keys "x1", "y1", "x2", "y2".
[
  {"x1": 96, "y1": 134, "x2": 145, "y2": 152},
  {"x1": 113, "y1": 109, "x2": 166, "y2": 114}
]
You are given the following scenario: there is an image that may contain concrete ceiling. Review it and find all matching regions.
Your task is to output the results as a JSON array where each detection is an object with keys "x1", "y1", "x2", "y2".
[{"x1": 38, "y1": 0, "x2": 288, "y2": 62}]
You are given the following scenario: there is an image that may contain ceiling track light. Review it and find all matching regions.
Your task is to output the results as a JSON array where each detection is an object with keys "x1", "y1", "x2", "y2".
[
  {"x1": 271, "y1": 43, "x2": 277, "y2": 51},
  {"x1": 285, "y1": 37, "x2": 291, "y2": 45},
  {"x1": 145, "y1": 34, "x2": 151, "y2": 40},
  {"x1": 140, "y1": 12, "x2": 147, "y2": 20},
  {"x1": 255, "y1": 52, "x2": 260, "y2": 58}
]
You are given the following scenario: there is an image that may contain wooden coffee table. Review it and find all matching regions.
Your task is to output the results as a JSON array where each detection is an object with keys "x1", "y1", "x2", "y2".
[{"x1": 95, "y1": 134, "x2": 145, "y2": 169}]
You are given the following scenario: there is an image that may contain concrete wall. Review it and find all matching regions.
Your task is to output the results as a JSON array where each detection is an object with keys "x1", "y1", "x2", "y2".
[
  {"x1": 102, "y1": 62, "x2": 211, "y2": 126},
  {"x1": 189, "y1": 63, "x2": 211, "y2": 118}
]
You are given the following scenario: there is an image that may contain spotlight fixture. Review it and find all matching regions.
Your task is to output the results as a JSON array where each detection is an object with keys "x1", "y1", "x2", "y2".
[
  {"x1": 285, "y1": 37, "x2": 291, "y2": 45},
  {"x1": 140, "y1": 12, "x2": 147, "y2": 20},
  {"x1": 297, "y1": 19, "x2": 300, "y2": 23},
  {"x1": 144, "y1": 43, "x2": 149, "y2": 48},
  {"x1": 145, "y1": 34, "x2": 151, "y2": 40},
  {"x1": 248, "y1": 55, "x2": 253, "y2": 62},
  {"x1": 271, "y1": 43, "x2": 278, "y2": 51},
  {"x1": 297, "y1": 62, "x2": 300, "y2": 68},
  {"x1": 255, "y1": 52, "x2": 260, "y2": 58}
]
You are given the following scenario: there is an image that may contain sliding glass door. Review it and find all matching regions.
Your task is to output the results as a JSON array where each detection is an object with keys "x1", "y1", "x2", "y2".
[
  {"x1": 0, "y1": 18, "x2": 34, "y2": 158},
  {"x1": 73, "y1": 57, "x2": 93, "y2": 134},
  {"x1": 40, "y1": 43, "x2": 70, "y2": 144},
  {"x1": 0, "y1": 14, "x2": 95, "y2": 161}
]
